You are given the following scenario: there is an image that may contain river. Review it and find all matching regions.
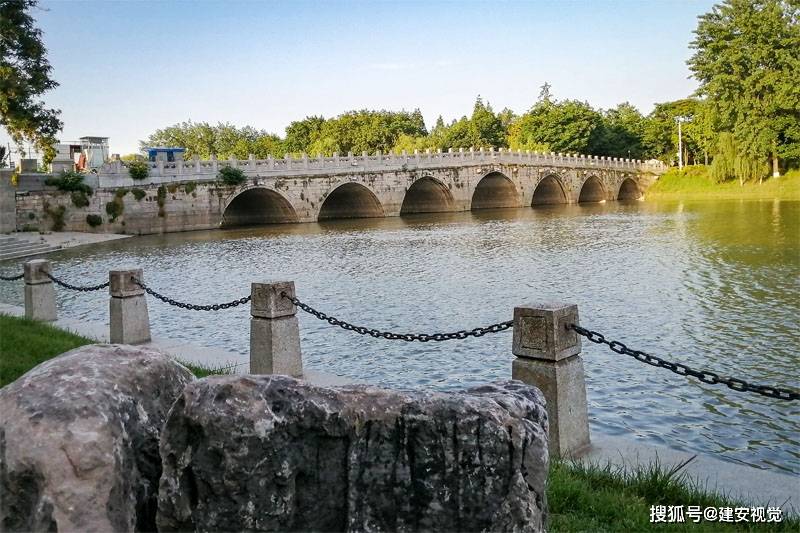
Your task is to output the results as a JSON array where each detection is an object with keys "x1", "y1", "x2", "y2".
[{"x1": 1, "y1": 199, "x2": 798, "y2": 474}]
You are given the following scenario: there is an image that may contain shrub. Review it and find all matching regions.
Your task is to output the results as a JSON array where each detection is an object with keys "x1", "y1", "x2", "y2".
[
  {"x1": 184, "y1": 182, "x2": 197, "y2": 194},
  {"x1": 167, "y1": 184, "x2": 178, "y2": 194},
  {"x1": 128, "y1": 161, "x2": 149, "y2": 180},
  {"x1": 157, "y1": 185, "x2": 167, "y2": 217},
  {"x1": 131, "y1": 188, "x2": 146, "y2": 201},
  {"x1": 86, "y1": 214, "x2": 103, "y2": 227},
  {"x1": 45, "y1": 205, "x2": 67, "y2": 231},
  {"x1": 218, "y1": 165, "x2": 246, "y2": 186},
  {"x1": 70, "y1": 190, "x2": 90, "y2": 208},
  {"x1": 115, "y1": 188, "x2": 129, "y2": 198},
  {"x1": 45, "y1": 170, "x2": 93, "y2": 195},
  {"x1": 105, "y1": 196, "x2": 124, "y2": 221}
]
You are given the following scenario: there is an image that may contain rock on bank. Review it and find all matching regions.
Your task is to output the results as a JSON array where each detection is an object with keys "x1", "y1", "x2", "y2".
[{"x1": 158, "y1": 375, "x2": 549, "y2": 532}]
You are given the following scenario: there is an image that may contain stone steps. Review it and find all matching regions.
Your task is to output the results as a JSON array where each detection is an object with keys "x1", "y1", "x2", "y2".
[{"x1": 0, "y1": 235, "x2": 61, "y2": 261}]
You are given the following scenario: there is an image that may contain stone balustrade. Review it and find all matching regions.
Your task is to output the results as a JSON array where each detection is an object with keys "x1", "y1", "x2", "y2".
[{"x1": 99, "y1": 148, "x2": 666, "y2": 188}]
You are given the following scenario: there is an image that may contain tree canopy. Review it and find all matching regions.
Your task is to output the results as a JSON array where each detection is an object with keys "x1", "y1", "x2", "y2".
[
  {"x1": 0, "y1": 0, "x2": 62, "y2": 163},
  {"x1": 688, "y1": 0, "x2": 800, "y2": 176}
]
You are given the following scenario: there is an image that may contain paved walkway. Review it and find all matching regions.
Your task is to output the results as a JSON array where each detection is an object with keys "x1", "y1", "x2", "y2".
[{"x1": 1, "y1": 302, "x2": 797, "y2": 515}]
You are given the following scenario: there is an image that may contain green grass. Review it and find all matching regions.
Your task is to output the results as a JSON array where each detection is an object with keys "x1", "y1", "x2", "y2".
[
  {"x1": 646, "y1": 166, "x2": 800, "y2": 201},
  {"x1": 549, "y1": 458, "x2": 798, "y2": 531},
  {"x1": 0, "y1": 314, "x2": 231, "y2": 387},
  {"x1": 1, "y1": 314, "x2": 796, "y2": 530}
]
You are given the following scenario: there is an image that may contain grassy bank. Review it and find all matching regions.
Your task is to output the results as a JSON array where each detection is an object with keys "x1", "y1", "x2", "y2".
[
  {"x1": 1, "y1": 314, "x2": 796, "y2": 530},
  {"x1": 646, "y1": 166, "x2": 800, "y2": 201},
  {"x1": 0, "y1": 314, "x2": 229, "y2": 387}
]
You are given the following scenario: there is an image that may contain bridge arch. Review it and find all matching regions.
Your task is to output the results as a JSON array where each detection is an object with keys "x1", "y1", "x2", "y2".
[
  {"x1": 221, "y1": 187, "x2": 298, "y2": 227},
  {"x1": 471, "y1": 171, "x2": 519, "y2": 210},
  {"x1": 617, "y1": 177, "x2": 642, "y2": 201},
  {"x1": 318, "y1": 182, "x2": 384, "y2": 221},
  {"x1": 400, "y1": 176, "x2": 454, "y2": 214},
  {"x1": 578, "y1": 176, "x2": 607, "y2": 203},
  {"x1": 531, "y1": 175, "x2": 568, "y2": 206}
]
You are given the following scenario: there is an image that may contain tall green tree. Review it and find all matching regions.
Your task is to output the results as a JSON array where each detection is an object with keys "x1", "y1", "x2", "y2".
[
  {"x1": 688, "y1": 0, "x2": 800, "y2": 176},
  {"x1": 508, "y1": 95, "x2": 603, "y2": 154},
  {"x1": 0, "y1": 0, "x2": 62, "y2": 163}
]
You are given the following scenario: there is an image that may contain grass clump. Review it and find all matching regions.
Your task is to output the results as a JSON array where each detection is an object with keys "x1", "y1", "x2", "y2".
[
  {"x1": 86, "y1": 213, "x2": 103, "y2": 227},
  {"x1": 184, "y1": 182, "x2": 197, "y2": 194},
  {"x1": 70, "y1": 190, "x2": 90, "y2": 208},
  {"x1": 105, "y1": 196, "x2": 124, "y2": 222},
  {"x1": 131, "y1": 187, "x2": 146, "y2": 201},
  {"x1": 44, "y1": 203, "x2": 66, "y2": 231}
]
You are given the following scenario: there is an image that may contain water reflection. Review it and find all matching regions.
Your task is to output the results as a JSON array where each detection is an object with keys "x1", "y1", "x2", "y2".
[{"x1": 1, "y1": 200, "x2": 798, "y2": 474}]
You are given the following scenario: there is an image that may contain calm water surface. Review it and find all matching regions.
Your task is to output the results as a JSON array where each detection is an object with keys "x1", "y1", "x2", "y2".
[{"x1": 1, "y1": 200, "x2": 798, "y2": 474}]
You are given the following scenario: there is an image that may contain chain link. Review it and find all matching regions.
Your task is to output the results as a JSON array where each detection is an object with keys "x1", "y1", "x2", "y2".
[
  {"x1": 283, "y1": 292, "x2": 513, "y2": 342},
  {"x1": 0, "y1": 272, "x2": 24, "y2": 281},
  {"x1": 45, "y1": 272, "x2": 109, "y2": 292},
  {"x1": 132, "y1": 278, "x2": 250, "y2": 311},
  {"x1": 570, "y1": 324, "x2": 799, "y2": 401}
]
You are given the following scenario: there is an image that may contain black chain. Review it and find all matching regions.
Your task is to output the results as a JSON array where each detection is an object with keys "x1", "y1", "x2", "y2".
[
  {"x1": 570, "y1": 324, "x2": 799, "y2": 401},
  {"x1": 283, "y1": 292, "x2": 513, "y2": 342},
  {"x1": 0, "y1": 272, "x2": 23, "y2": 281},
  {"x1": 45, "y1": 272, "x2": 109, "y2": 292},
  {"x1": 132, "y1": 278, "x2": 250, "y2": 311}
]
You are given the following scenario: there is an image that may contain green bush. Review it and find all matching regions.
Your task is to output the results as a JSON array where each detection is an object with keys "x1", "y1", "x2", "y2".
[
  {"x1": 157, "y1": 185, "x2": 167, "y2": 217},
  {"x1": 45, "y1": 205, "x2": 67, "y2": 231},
  {"x1": 131, "y1": 188, "x2": 146, "y2": 201},
  {"x1": 105, "y1": 196, "x2": 124, "y2": 221},
  {"x1": 45, "y1": 170, "x2": 93, "y2": 195},
  {"x1": 70, "y1": 190, "x2": 90, "y2": 208},
  {"x1": 86, "y1": 214, "x2": 103, "y2": 227},
  {"x1": 218, "y1": 165, "x2": 246, "y2": 186},
  {"x1": 128, "y1": 161, "x2": 149, "y2": 180},
  {"x1": 115, "y1": 188, "x2": 129, "y2": 198},
  {"x1": 184, "y1": 182, "x2": 197, "y2": 194}
]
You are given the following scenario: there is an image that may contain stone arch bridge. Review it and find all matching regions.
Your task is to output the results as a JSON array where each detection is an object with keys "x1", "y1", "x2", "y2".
[{"x1": 20, "y1": 149, "x2": 665, "y2": 235}]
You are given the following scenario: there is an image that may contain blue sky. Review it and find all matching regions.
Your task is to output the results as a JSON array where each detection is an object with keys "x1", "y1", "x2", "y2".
[{"x1": 3, "y1": 0, "x2": 717, "y2": 155}]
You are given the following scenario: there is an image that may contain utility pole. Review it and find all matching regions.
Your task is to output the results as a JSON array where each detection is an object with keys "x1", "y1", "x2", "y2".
[{"x1": 676, "y1": 117, "x2": 684, "y2": 170}]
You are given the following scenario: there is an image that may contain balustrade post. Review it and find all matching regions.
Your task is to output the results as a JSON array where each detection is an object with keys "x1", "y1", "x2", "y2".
[
  {"x1": 511, "y1": 303, "x2": 590, "y2": 458},
  {"x1": 156, "y1": 160, "x2": 164, "y2": 176},
  {"x1": 108, "y1": 268, "x2": 151, "y2": 344},
  {"x1": 249, "y1": 281, "x2": 303, "y2": 377},
  {"x1": 377, "y1": 150, "x2": 383, "y2": 164},
  {"x1": 24, "y1": 259, "x2": 56, "y2": 321},
  {"x1": 211, "y1": 155, "x2": 218, "y2": 174},
  {"x1": 302, "y1": 153, "x2": 309, "y2": 170},
  {"x1": 414, "y1": 149, "x2": 420, "y2": 165},
  {"x1": 285, "y1": 154, "x2": 292, "y2": 170}
]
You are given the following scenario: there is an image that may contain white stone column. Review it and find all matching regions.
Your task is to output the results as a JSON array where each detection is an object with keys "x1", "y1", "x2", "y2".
[
  {"x1": 250, "y1": 281, "x2": 303, "y2": 377},
  {"x1": 24, "y1": 259, "x2": 56, "y2": 321},
  {"x1": 109, "y1": 269, "x2": 151, "y2": 344},
  {"x1": 511, "y1": 303, "x2": 590, "y2": 458}
]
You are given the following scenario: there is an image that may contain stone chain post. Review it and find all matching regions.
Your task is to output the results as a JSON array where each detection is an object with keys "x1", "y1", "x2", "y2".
[
  {"x1": 109, "y1": 269, "x2": 151, "y2": 344},
  {"x1": 249, "y1": 281, "x2": 303, "y2": 377},
  {"x1": 511, "y1": 303, "x2": 590, "y2": 457},
  {"x1": 24, "y1": 259, "x2": 57, "y2": 321}
]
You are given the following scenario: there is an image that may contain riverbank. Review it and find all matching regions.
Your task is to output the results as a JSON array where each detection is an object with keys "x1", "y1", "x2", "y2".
[
  {"x1": 645, "y1": 166, "x2": 800, "y2": 201},
  {"x1": 2, "y1": 313, "x2": 797, "y2": 529}
]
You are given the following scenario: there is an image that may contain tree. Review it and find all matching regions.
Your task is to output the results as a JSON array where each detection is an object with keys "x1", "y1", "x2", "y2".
[
  {"x1": 688, "y1": 0, "x2": 800, "y2": 176},
  {"x1": 0, "y1": 0, "x2": 62, "y2": 164},
  {"x1": 509, "y1": 96, "x2": 603, "y2": 154},
  {"x1": 591, "y1": 103, "x2": 647, "y2": 159}
]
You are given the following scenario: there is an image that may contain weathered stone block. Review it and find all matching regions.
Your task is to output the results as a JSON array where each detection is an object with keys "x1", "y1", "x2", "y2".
[
  {"x1": 24, "y1": 282, "x2": 57, "y2": 321},
  {"x1": 0, "y1": 344, "x2": 194, "y2": 532},
  {"x1": 513, "y1": 304, "x2": 580, "y2": 361},
  {"x1": 157, "y1": 377, "x2": 549, "y2": 532},
  {"x1": 512, "y1": 356, "x2": 590, "y2": 457},
  {"x1": 250, "y1": 281, "x2": 296, "y2": 318},
  {"x1": 250, "y1": 315, "x2": 303, "y2": 377},
  {"x1": 110, "y1": 294, "x2": 151, "y2": 344},
  {"x1": 23, "y1": 258, "x2": 51, "y2": 285},
  {"x1": 109, "y1": 268, "x2": 144, "y2": 297}
]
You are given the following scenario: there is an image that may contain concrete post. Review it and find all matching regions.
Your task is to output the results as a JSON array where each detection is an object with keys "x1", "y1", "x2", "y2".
[
  {"x1": 250, "y1": 281, "x2": 303, "y2": 377},
  {"x1": 109, "y1": 269, "x2": 151, "y2": 344},
  {"x1": 511, "y1": 303, "x2": 590, "y2": 458},
  {"x1": 24, "y1": 259, "x2": 56, "y2": 321}
]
